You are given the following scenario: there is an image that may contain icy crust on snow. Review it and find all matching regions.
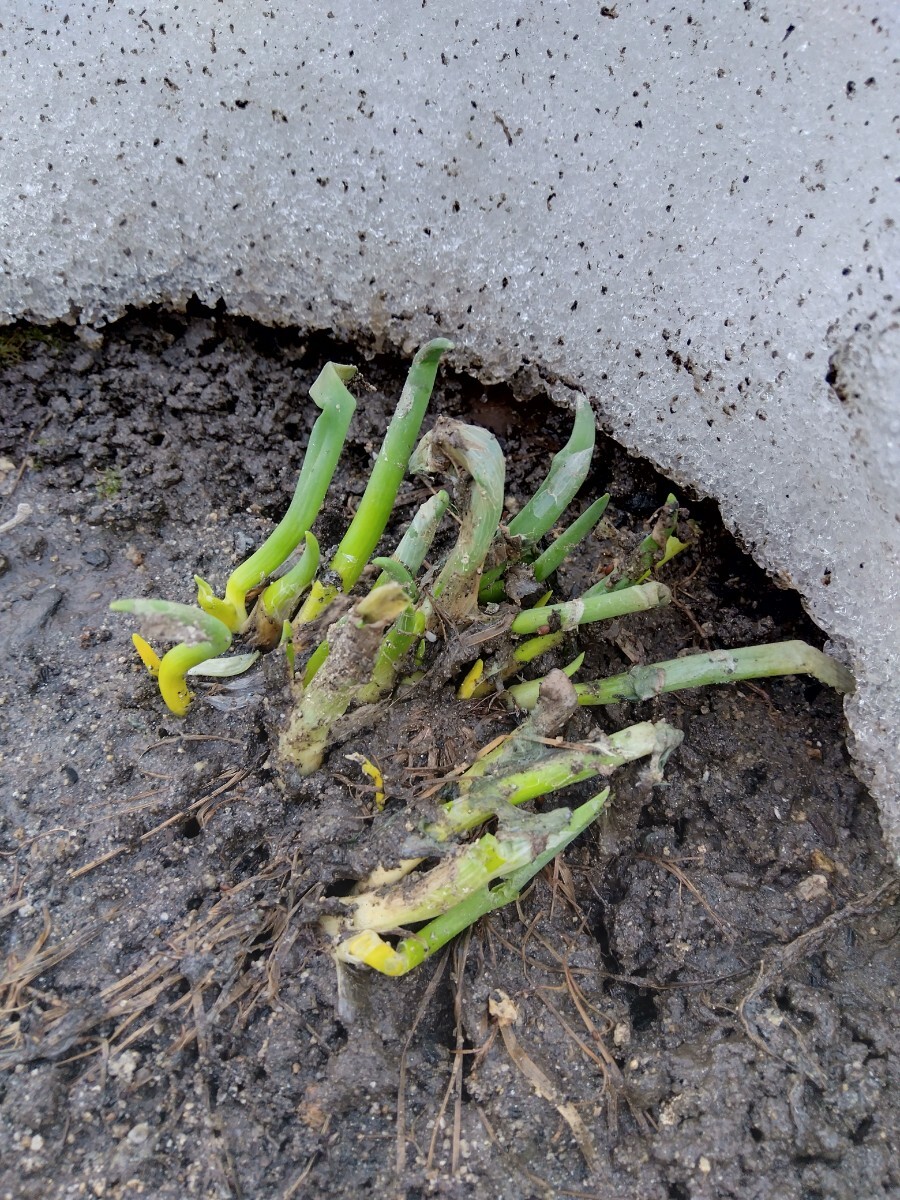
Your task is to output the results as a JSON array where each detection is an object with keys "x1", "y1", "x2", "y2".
[{"x1": 1, "y1": 4, "x2": 898, "y2": 856}]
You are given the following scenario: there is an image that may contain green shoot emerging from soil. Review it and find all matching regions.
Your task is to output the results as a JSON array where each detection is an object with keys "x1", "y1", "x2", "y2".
[
  {"x1": 109, "y1": 598, "x2": 233, "y2": 717},
  {"x1": 195, "y1": 360, "x2": 360, "y2": 632},
  {"x1": 111, "y1": 341, "x2": 855, "y2": 976}
]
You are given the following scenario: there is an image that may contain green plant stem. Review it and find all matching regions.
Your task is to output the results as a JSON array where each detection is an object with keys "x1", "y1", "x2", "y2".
[
  {"x1": 196, "y1": 362, "x2": 358, "y2": 630},
  {"x1": 357, "y1": 606, "x2": 426, "y2": 702},
  {"x1": 307, "y1": 490, "x2": 449, "y2": 703},
  {"x1": 471, "y1": 640, "x2": 583, "y2": 698},
  {"x1": 575, "y1": 640, "x2": 856, "y2": 703},
  {"x1": 532, "y1": 493, "x2": 610, "y2": 582},
  {"x1": 372, "y1": 489, "x2": 450, "y2": 589},
  {"x1": 513, "y1": 630, "x2": 568, "y2": 664},
  {"x1": 330, "y1": 339, "x2": 453, "y2": 591},
  {"x1": 248, "y1": 532, "x2": 323, "y2": 649},
  {"x1": 301, "y1": 639, "x2": 330, "y2": 687},
  {"x1": 347, "y1": 666, "x2": 587, "y2": 901},
  {"x1": 507, "y1": 639, "x2": 855, "y2": 711},
  {"x1": 260, "y1": 531, "x2": 321, "y2": 621},
  {"x1": 335, "y1": 788, "x2": 611, "y2": 976},
  {"x1": 476, "y1": 562, "x2": 508, "y2": 604},
  {"x1": 355, "y1": 423, "x2": 504, "y2": 703},
  {"x1": 509, "y1": 581, "x2": 671, "y2": 636},
  {"x1": 583, "y1": 492, "x2": 683, "y2": 597},
  {"x1": 341, "y1": 830, "x2": 536, "y2": 932},
  {"x1": 278, "y1": 583, "x2": 410, "y2": 775},
  {"x1": 369, "y1": 557, "x2": 416, "y2": 592},
  {"x1": 477, "y1": 398, "x2": 599, "y2": 604}
]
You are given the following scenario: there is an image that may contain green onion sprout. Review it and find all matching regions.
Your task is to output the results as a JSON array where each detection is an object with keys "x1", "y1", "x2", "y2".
[
  {"x1": 584, "y1": 492, "x2": 687, "y2": 596},
  {"x1": 531, "y1": 492, "x2": 610, "y2": 582},
  {"x1": 278, "y1": 582, "x2": 411, "y2": 776},
  {"x1": 371, "y1": 489, "x2": 450, "y2": 589},
  {"x1": 509, "y1": 580, "x2": 671, "y2": 637},
  {"x1": 109, "y1": 598, "x2": 232, "y2": 716},
  {"x1": 334, "y1": 789, "x2": 611, "y2": 977},
  {"x1": 329, "y1": 338, "x2": 453, "y2": 592},
  {"x1": 196, "y1": 362, "x2": 358, "y2": 631},
  {"x1": 506, "y1": 394, "x2": 596, "y2": 548},
  {"x1": 410, "y1": 417, "x2": 506, "y2": 621}
]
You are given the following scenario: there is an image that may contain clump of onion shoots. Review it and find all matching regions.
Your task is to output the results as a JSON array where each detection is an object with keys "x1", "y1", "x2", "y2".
[{"x1": 111, "y1": 339, "x2": 855, "y2": 977}]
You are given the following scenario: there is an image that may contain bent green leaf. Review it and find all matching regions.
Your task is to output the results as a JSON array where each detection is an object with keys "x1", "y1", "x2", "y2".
[
  {"x1": 196, "y1": 361, "x2": 358, "y2": 631},
  {"x1": 410, "y1": 417, "x2": 505, "y2": 622},
  {"x1": 111, "y1": 598, "x2": 232, "y2": 716},
  {"x1": 506, "y1": 394, "x2": 596, "y2": 548}
]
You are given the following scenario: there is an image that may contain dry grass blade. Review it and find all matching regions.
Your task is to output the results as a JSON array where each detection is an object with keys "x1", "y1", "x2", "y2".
[
  {"x1": 450, "y1": 938, "x2": 467, "y2": 1177},
  {"x1": 265, "y1": 874, "x2": 317, "y2": 1006},
  {"x1": 488, "y1": 989, "x2": 597, "y2": 1169},
  {"x1": 141, "y1": 733, "x2": 245, "y2": 753},
  {"x1": 413, "y1": 731, "x2": 513, "y2": 802},
  {"x1": 493, "y1": 921, "x2": 740, "y2": 995},
  {"x1": 548, "y1": 856, "x2": 582, "y2": 927},
  {"x1": 475, "y1": 1105, "x2": 556, "y2": 1200},
  {"x1": 283, "y1": 1113, "x2": 331, "y2": 1199},
  {"x1": 11, "y1": 853, "x2": 299, "y2": 1068},
  {"x1": 68, "y1": 764, "x2": 255, "y2": 880},
  {"x1": 0, "y1": 898, "x2": 27, "y2": 922},
  {"x1": 536, "y1": 988, "x2": 611, "y2": 1094},
  {"x1": 1, "y1": 908, "x2": 120, "y2": 1061},
  {"x1": 531, "y1": 931, "x2": 648, "y2": 1134},
  {"x1": 2, "y1": 911, "x2": 109, "y2": 995}
]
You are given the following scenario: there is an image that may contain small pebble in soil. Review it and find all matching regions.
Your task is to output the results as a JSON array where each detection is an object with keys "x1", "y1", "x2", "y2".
[{"x1": 82, "y1": 546, "x2": 110, "y2": 568}]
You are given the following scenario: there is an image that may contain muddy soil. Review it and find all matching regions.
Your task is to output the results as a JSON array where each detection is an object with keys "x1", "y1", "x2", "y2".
[{"x1": 0, "y1": 311, "x2": 897, "y2": 1200}]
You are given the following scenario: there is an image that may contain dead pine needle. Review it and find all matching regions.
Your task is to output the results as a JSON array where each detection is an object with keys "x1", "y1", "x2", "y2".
[
  {"x1": 425, "y1": 931, "x2": 472, "y2": 1176},
  {"x1": 395, "y1": 950, "x2": 449, "y2": 1184},
  {"x1": 636, "y1": 853, "x2": 736, "y2": 938},
  {"x1": 67, "y1": 763, "x2": 254, "y2": 880},
  {"x1": 283, "y1": 1114, "x2": 332, "y2": 1199}
]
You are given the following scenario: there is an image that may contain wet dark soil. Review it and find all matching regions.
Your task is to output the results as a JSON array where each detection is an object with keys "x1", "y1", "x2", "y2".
[{"x1": 0, "y1": 310, "x2": 897, "y2": 1200}]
